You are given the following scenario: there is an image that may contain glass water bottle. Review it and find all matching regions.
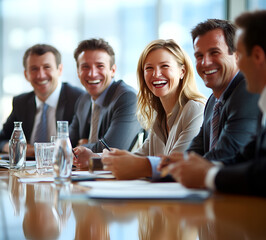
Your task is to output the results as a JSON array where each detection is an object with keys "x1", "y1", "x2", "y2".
[
  {"x1": 9, "y1": 122, "x2": 27, "y2": 170},
  {"x1": 53, "y1": 121, "x2": 73, "y2": 184}
]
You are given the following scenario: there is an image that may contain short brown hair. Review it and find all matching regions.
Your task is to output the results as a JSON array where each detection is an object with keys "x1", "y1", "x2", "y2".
[
  {"x1": 235, "y1": 10, "x2": 266, "y2": 55},
  {"x1": 23, "y1": 44, "x2": 61, "y2": 69},
  {"x1": 191, "y1": 19, "x2": 237, "y2": 54},
  {"x1": 74, "y1": 38, "x2": 115, "y2": 68}
]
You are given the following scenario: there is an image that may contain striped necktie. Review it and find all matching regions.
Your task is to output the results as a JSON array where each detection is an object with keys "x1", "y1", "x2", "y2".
[
  {"x1": 210, "y1": 101, "x2": 222, "y2": 149},
  {"x1": 88, "y1": 102, "x2": 100, "y2": 143},
  {"x1": 34, "y1": 103, "x2": 49, "y2": 142}
]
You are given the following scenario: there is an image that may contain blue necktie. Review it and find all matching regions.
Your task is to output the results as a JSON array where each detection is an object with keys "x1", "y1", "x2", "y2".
[
  {"x1": 210, "y1": 101, "x2": 222, "y2": 149},
  {"x1": 34, "y1": 103, "x2": 49, "y2": 142}
]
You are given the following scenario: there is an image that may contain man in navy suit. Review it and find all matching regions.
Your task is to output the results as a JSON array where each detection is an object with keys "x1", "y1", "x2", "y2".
[
  {"x1": 186, "y1": 19, "x2": 260, "y2": 165},
  {"x1": 165, "y1": 10, "x2": 266, "y2": 197},
  {"x1": 157, "y1": 19, "x2": 260, "y2": 181},
  {"x1": 0, "y1": 44, "x2": 84, "y2": 156},
  {"x1": 70, "y1": 38, "x2": 141, "y2": 167}
]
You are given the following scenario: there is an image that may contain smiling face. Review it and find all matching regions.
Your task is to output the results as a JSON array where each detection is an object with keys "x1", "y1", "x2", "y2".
[
  {"x1": 77, "y1": 50, "x2": 116, "y2": 100},
  {"x1": 194, "y1": 29, "x2": 238, "y2": 98},
  {"x1": 143, "y1": 48, "x2": 185, "y2": 104},
  {"x1": 24, "y1": 52, "x2": 62, "y2": 102}
]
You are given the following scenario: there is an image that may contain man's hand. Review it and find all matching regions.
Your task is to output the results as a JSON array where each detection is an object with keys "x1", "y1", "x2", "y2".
[
  {"x1": 73, "y1": 146, "x2": 98, "y2": 169},
  {"x1": 26, "y1": 144, "x2": 35, "y2": 157},
  {"x1": 102, "y1": 148, "x2": 152, "y2": 180},
  {"x1": 168, "y1": 152, "x2": 214, "y2": 189},
  {"x1": 157, "y1": 152, "x2": 185, "y2": 172},
  {"x1": 77, "y1": 139, "x2": 89, "y2": 146}
]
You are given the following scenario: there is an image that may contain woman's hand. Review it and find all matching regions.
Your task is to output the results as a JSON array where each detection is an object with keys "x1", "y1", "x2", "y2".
[{"x1": 102, "y1": 148, "x2": 152, "y2": 180}]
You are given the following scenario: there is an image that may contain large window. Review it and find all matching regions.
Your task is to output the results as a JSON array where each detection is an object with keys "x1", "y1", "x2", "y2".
[{"x1": 0, "y1": 0, "x2": 225, "y2": 125}]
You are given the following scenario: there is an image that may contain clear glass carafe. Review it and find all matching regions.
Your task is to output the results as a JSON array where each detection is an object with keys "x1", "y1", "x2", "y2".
[
  {"x1": 9, "y1": 122, "x2": 27, "y2": 170},
  {"x1": 53, "y1": 121, "x2": 73, "y2": 184}
]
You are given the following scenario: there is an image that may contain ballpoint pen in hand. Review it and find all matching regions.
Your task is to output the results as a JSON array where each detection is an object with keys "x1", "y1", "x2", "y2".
[
  {"x1": 99, "y1": 139, "x2": 111, "y2": 151},
  {"x1": 72, "y1": 149, "x2": 78, "y2": 158}
]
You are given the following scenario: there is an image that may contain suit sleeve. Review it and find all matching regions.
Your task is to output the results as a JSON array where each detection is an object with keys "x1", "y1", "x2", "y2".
[
  {"x1": 215, "y1": 157, "x2": 266, "y2": 197},
  {"x1": 0, "y1": 99, "x2": 17, "y2": 151},
  {"x1": 85, "y1": 90, "x2": 141, "y2": 152}
]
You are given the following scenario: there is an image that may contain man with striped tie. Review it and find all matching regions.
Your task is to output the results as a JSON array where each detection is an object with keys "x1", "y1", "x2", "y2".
[
  {"x1": 158, "y1": 19, "x2": 260, "y2": 181},
  {"x1": 161, "y1": 10, "x2": 266, "y2": 196},
  {"x1": 185, "y1": 18, "x2": 261, "y2": 164}
]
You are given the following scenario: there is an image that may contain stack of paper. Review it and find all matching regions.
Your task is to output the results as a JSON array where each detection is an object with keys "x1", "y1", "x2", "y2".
[{"x1": 78, "y1": 180, "x2": 211, "y2": 201}]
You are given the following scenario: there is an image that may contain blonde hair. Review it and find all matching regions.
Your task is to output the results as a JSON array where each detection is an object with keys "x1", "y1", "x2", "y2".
[{"x1": 137, "y1": 39, "x2": 205, "y2": 129}]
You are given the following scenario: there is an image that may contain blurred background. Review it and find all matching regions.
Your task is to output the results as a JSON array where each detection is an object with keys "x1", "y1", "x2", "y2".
[{"x1": 0, "y1": 0, "x2": 265, "y2": 126}]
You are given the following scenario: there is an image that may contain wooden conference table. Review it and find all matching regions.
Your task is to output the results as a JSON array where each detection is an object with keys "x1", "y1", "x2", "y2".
[{"x1": 1, "y1": 166, "x2": 266, "y2": 240}]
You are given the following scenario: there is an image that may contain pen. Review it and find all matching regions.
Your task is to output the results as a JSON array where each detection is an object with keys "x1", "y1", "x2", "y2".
[
  {"x1": 160, "y1": 152, "x2": 189, "y2": 177},
  {"x1": 99, "y1": 139, "x2": 111, "y2": 151},
  {"x1": 72, "y1": 149, "x2": 78, "y2": 158}
]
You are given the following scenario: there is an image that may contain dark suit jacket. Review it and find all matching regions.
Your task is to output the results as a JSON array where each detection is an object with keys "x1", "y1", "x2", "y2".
[
  {"x1": 215, "y1": 123, "x2": 266, "y2": 197},
  {"x1": 0, "y1": 82, "x2": 85, "y2": 150},
  {"x1": 187, "y1": 72, "x2": 260, "y2": 165},
  {"x1": 69, "y1": 80, "x2": 142, "y2": 152}
]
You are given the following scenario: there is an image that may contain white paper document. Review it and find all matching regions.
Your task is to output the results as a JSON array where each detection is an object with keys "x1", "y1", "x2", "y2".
[
  {"x1": 78, "y1": 180, "x2": 211, "y2": 201},
  {"x1": 17, "y1": 170, "x2": 114, "y2": 183}
]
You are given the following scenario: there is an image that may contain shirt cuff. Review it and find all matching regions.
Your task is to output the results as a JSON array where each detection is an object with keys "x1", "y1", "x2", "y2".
[
  {"x1": 205, "y1": 166, "x2": 221, "y2": 191},
  {"x1": 211, "y1": 160, "x2": 224, "y2": 167},
  {"x1": 147, "y1": 156, "x2": 161, "y2": 180}
]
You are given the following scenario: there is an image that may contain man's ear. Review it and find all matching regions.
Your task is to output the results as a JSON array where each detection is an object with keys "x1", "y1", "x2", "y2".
[
  {"x1": 251, "y1": 45, "x2": 266, "y2": 66},
  {"x1": 24, "y1": 70, "x2": 29, "y2": 82},
  {"x1": 57, "y1": 63, "x2": 63, "y2": 76},
  {"x1": 110, "y1": 64, "x2": 117, "y2": 78}
]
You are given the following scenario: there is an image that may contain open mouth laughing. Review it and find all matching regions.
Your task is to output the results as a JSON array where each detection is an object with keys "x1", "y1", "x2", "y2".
[{"x1": 152, "y1": 80, "x2": 168, "y2": 87}]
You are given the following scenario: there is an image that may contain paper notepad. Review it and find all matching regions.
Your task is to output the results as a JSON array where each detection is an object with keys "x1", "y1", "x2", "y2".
[{"x1": 78, "y1": 180, "x2": 211, "y2": 201}]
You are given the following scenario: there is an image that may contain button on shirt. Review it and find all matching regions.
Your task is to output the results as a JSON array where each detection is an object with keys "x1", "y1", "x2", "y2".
[{"x1": 30, "y1": 81, "x2": 62, "y2": 144}]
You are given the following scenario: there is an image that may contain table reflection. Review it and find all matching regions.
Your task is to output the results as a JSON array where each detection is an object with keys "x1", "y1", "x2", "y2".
[
  {"x1": 8, "y1": 172, "x2": 26, "y2": 216},
  {"x1": 1, "y1": 170, "x2": 266, "y2": 240}
]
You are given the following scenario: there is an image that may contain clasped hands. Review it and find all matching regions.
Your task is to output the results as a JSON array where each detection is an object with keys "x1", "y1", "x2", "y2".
[{"x1": 158, "y1": 152, "x2": 214, "y2": 189}]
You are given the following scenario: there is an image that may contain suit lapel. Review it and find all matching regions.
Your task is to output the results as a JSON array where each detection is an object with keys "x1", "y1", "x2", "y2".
[
  {"x1": 256, "y1": 125, "x2": 266, "y2": 159},
  {"x1": 80, "y1": 95, "x2": 92, "y2": 137},
  {"x1": 24, "y1": 94, "x2": 36, "y2": 139},
  {"x1": 56, "y1": 83, "x2": 66, "y2": 122},
  {"x1": 204, "y1": 95, "x2": 216, "y2": 150}
]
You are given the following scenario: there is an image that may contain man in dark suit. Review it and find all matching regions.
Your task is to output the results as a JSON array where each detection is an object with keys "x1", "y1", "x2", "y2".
[
  {"x1": 159, "y1": 19, "x2": 260, "y2": 176},
  {"x1": 0, "y1": 44, "x2": 84, "y2": 156},
  {"x1": 165, "y1": 10, "x2": 266, "y2": 196},
  {"x1": 186, "y1": 19, "x2": 260, "y2": 164},
  {"x1": 70, "y1": 39, "x2": 141, "y2": 166}
]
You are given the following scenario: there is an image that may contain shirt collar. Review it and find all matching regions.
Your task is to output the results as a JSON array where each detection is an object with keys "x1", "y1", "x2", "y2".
[
  {"x1": 35, "y1": 80, "x2": 62, "y2": 108},
  {"x1": 259, "y1": 86, "x2": 266, "y2": 115},
  {"x1": 94, "y1": 79, "x2": 114, "y2": 107}
]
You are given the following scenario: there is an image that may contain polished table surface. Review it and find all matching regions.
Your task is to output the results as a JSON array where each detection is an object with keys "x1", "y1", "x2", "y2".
[{"x1": 1, "y1": 168, "x2": 266, "y2": 240}]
